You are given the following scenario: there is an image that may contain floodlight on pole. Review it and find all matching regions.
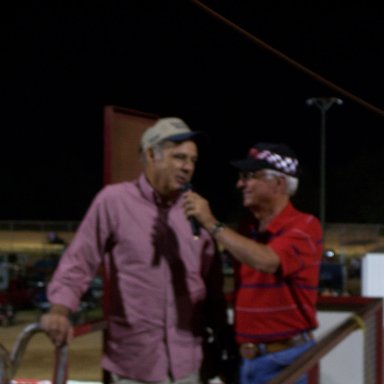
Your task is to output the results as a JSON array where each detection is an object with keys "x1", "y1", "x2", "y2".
[{"x1": 306, "y1": 97, "x2": 343, "y2": 229}]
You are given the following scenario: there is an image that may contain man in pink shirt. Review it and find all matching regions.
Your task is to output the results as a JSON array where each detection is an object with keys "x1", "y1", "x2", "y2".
[
  {"x1": 40, "y1": 117, "x2": 229, "y2": 384},
  {"x1": 184, "y1": 142, "x2": 323, "y2": 384}
]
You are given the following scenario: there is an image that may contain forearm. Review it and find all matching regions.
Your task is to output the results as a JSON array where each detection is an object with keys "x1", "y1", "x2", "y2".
[
  {"x1": 207, "y1": 223, "x2": 280, "y2": 273},
  {"x1": 184, "y1": 191, "x2": 280, "y2": 273}
]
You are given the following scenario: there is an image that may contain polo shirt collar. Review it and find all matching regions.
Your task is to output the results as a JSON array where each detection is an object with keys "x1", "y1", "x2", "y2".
[{"x1": 266, "y1": 201, "x2": 297, "y2": 234}]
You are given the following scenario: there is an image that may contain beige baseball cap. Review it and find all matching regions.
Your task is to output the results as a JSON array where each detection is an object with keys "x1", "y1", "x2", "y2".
[{"x1": 140, "y1": 117, "x2": 203, "y2": 151}]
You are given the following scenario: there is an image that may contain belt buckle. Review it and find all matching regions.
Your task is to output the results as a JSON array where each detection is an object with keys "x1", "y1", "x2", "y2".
[
  {"x1": 240, "y1": 343, "x2": 258, "y2": 359},
  {"x1": 290, "y1": 332, "x2": 313, "y2": 345}
]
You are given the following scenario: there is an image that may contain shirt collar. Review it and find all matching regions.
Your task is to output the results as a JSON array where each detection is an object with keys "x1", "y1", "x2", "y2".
[
  {"x1": 138, "y1": 173, "x2": 182, "y2": 208},
  {"x1": 266, "y1": 201, "x2": 297, "y2": 233}
]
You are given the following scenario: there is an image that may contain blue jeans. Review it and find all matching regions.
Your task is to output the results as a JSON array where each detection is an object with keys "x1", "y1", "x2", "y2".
[{"x1": 239, "y1": 340, "x2": 315, "y2": 384}]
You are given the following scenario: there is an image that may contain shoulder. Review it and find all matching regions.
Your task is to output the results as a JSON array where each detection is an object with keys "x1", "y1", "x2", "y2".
[
  {"x1": 90, "y1": 181, "x2": 139, "y2": 209},
  {"x1": 277, "y1": 204, "x2": 322, "y2": 236},
  {"x1": 98, "y1": 181, "x2": 136, "y2": 197},
  {"x1": 283, "y1": 203, "x2": 319, "y2": 225},
  {"x1": 288, "y1": 210, "x2": 323, "y2": 239},
  {"x1": 293, "y1": 208, "x2": 321, "y2": 227}
]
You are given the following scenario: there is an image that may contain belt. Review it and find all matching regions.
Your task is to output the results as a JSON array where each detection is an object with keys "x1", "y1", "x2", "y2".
[{"x1": 239, "y1": 332, "x2": 314, "y2": 359}]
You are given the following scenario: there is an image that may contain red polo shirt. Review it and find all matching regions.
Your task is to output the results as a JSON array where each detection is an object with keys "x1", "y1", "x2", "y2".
[{"x1": 234, "y1": 202, "x2": 323, "y2": 343}]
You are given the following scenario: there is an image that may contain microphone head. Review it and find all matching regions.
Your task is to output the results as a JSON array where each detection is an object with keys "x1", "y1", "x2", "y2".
[{"x1": 181, "y1": 183, "x2": 193, "y2": 192}]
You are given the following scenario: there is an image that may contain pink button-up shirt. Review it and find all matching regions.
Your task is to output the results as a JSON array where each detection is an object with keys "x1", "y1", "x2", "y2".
[{"x1": 47, "y1": 174, "x2": 226, "y2": 381}]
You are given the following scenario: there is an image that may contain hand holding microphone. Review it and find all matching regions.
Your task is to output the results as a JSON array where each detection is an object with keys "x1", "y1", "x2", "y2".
[
  {"x1": 182, "y1": 183, "x2": 201, "y2": 239},
  {"x1": 182, "y1": 184, "x2": 220, "y2": 240}
]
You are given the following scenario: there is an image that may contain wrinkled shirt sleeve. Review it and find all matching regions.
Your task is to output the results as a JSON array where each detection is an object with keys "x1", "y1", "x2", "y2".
[{"x1": 47, "y1": 187, "x2": 113, "y2": 312}]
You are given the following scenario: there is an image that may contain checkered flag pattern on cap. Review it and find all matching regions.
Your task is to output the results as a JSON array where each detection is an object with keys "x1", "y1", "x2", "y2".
[{"x1": 249, "y1": 148, "x2": 299, "y2": 176}]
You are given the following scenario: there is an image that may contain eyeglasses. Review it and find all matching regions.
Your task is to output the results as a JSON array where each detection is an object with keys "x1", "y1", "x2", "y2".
[{"x1": 238, "y1": 171, "x2": 266, "y2": 181}]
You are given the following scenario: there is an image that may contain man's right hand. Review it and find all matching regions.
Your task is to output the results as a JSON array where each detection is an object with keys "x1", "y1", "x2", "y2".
[{"x1": 40, "y1": 305, "x2": 74, "y2": 347}]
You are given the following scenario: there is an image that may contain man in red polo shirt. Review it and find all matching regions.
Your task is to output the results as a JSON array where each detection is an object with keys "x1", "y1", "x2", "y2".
[{"x1": 183, "y1": 142, "x2": 323, "y2": 384}]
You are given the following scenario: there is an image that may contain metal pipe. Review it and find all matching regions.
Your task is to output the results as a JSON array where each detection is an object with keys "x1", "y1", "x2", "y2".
[{"x1": 306, "y1": 97, "x2": 343, "y2": 229}]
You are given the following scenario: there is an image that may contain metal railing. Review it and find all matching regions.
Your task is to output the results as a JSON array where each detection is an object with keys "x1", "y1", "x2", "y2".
[
  {"x1": 270, "y1": 296, "x2": 383, "y2": 384},
  {"x1": 0, "y1": 319, "x2": 106, "y2": 384},
  {"x1": 1, "y1": 297, "x2": 382, "y2": 384}
]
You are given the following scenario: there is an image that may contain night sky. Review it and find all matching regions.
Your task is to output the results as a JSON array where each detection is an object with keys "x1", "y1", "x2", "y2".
[{"x1": 2, "y1": 1, "x2": 384, "y2": 224}]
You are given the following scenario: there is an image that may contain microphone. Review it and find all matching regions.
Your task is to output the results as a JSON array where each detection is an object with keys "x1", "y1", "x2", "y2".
[{"x1": 182, "y1": 183, "x2": 201, "y2": 239}]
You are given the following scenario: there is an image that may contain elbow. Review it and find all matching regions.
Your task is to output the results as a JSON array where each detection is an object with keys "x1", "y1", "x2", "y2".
[{"x1": 253, "y1": 257, "x2": 280, "y2": 274}]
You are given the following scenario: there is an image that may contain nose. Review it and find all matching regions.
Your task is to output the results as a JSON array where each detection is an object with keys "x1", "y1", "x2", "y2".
[
  {"x1": 236, "y1": 178, "x2": 245, "y2": 189},
  {"x1": 182, "y1": 158, "x2": 195, "y2": 172}
]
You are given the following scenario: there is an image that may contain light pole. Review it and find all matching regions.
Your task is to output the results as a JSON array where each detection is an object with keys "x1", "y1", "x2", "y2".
[{"x1": 306, "y1": 97, "x2": 343, "y2": 229}]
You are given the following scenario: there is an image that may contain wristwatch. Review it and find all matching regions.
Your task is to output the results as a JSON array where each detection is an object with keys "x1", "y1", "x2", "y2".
[{"x1": 209, "y1": 221, "x2": 225, "y2": 237}]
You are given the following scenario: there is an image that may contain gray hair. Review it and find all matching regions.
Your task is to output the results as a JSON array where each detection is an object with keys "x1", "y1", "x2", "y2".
[
  {"x1": 139, "y1": 140, "x2": 175, "y2": 164},
  {"x1": 263, "y1": 169, "x2": 299, "y2": 196}
]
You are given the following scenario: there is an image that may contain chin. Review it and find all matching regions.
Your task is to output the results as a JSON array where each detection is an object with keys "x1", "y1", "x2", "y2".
[
  {"x1": 172, "y1": 184, "x2": 185, "y2": 194},
  {"x1": 174, "y1": 182, "x2": 185, "y2": 192}
]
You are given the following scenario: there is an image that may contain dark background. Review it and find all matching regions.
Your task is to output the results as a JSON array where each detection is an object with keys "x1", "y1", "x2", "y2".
[{"x1": 2, "y1": 0, "x2": 384, "y2": 223}]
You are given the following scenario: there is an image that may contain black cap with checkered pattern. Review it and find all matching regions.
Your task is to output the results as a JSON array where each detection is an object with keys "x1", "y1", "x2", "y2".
[{"x1": 230, "y1": 142, "x2": 300, "y2": 177}]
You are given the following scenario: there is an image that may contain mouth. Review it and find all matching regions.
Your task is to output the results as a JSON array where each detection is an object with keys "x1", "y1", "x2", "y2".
[{"x1": 175, "y1": 176, "x2": 189, "y2": 188}]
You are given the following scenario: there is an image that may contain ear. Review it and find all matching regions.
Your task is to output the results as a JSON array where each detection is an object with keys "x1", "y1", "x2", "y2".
[
  {"x1": 277, "y1": 174, "x2": 288, "y2": 192},
  {"x1": 144, "y1": 147, "x2": 155, "y2": 162},
  {"x1": 148, "y1": 147, "x2": 155, "y2": 159}
]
